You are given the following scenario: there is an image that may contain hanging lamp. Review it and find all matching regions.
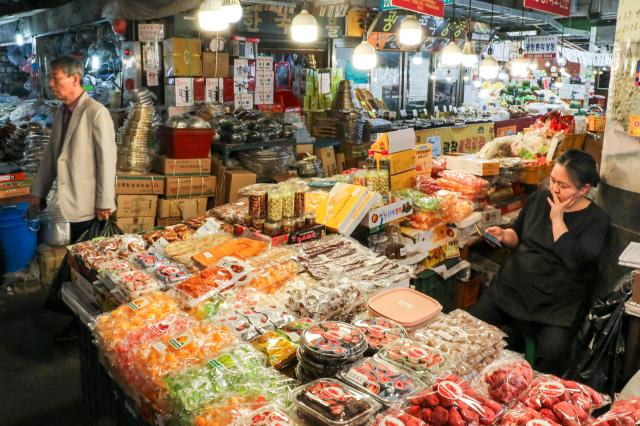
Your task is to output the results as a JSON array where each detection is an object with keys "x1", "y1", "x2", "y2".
[
  {"x1": 222, "y1": 0, "x2": 243, "y2": 23},
  {"x1": 15, "y1": 20, "x2": 24, "y2": 46},
  {"x1": 198, "y1": 0, "x2": 229, "y2": 32},
  {"x1": 478, "y1": 0, "x2": 499, "y2": 79},
  {"x1": 291, "y1": 3, "x2": 318, "y2": 43},
  {"x1": 461, "y1": 0, "x2": 477, "y2": 67},
  {"x1": 510, "y1": 5, "x2": 530, "y2": 78},
  {"x1": 352, "y1": 14, "x2": 377, "y2": 70},
  {"x1": 442, "y1": 0, "x2": 463, "y2": 66},
  {"x1": 399, "y1": 15, "x2": 422, "y2": 46}
]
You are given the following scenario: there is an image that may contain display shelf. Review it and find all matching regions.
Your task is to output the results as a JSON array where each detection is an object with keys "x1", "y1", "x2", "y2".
[{"x1": 211, "y1": 138, "x2": 296, "y2": 165}]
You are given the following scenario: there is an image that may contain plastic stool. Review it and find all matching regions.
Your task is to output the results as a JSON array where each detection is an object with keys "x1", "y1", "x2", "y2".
[{"x1": 524, "y1": 336, "x2": 536, "y2": 366}]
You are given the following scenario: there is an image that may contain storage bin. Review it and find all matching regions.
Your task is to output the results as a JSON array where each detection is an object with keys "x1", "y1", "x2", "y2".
[
  {"x1": 411, "y1": 269, "x2": 456, "y2": 313},
  {"x1": 158, "y1": 127, "x2": 215, "y2": 159}
]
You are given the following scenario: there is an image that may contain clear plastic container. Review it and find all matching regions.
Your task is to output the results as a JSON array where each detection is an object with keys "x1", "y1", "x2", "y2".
[
  {"x1": 233, "y1": 405, "x2": 300, "y2": 426},
  {"x1": 352, "y1": 317, "x2": 407, "y2": 354},
  {"x1": 248, "y1": 190, "x2": 267, "y2": 220},
  {"x1": 263, "y1": 220, "x2": 282, "y2": 237},
  {"x1": 294, "y1": 378, "x2": 380, "y2": 426},
  {"x1": 281, "y1": 218, "x2": 294, "y2": 235},
  {"x1": 352, "y1": 170, "x2": 367, "y2": 187},
  {"x1": 372, "y1": 407, "x2": 426, "y2": 425},
  {"x1": 267, "y1": 190, "x2": 283, "y2": 222},
  {"x1": 375, "y1": 338, "x2": 451, "y2": 382},
  {"x1": 294, "y1": 186, "x2": 306, "y2": 218},
  {"x1": 339, "y1": 357, "x2": 424, "y2": 406},
  {"x1": 367, "y1": 234, "x2": 389, "y2": 256},
  {"x1": 300, "y1": 321, "x2": 367, "y2": 362},
  {"x1": 304, "y1": 212, "x2": 316, "y2": 228},
  {"x1": 281, "y1": 188, "x2": 295, "y2": 219},
  {"x1": 295, "y1": 216, "x2": 306, "y2": 231}
]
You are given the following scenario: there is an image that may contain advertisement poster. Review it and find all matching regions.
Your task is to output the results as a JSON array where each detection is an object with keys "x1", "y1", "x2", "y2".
[{"x1": 255, "y1": 57, "x2": 274, "y2": 105}]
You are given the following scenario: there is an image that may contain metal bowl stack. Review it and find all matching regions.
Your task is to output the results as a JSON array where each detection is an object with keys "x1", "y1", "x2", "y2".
[
  {"x1": 331, "y1": 80, "x2": 355, "y2": 112},
  {"x1": 116, "y1": 103, "x2": 155, "y2": 173},
  {"x1": 337, "y1": 110, "x2": 365, "y2": 145}
]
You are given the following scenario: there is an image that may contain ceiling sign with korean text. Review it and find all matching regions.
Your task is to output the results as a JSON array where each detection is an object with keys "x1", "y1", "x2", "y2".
[
  {"x1": 523, "y1": 35, "x2": 559, "y2": 58},
  {"x1": 524, "y1": 0, "x2": 571, "y2": 17},
  {"x1": 389, "y1": 0, "x2": 444, "y2": 18}
]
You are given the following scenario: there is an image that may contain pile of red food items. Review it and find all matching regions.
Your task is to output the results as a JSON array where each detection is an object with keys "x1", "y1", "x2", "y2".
[
  {"x1": 483, "y1": 359, "x2": 534, "y2": 405},
  {"x1": 518, "y1": 375, "x2": 609, "y2": 425},
  {"x1": 501, "y1": 406, "x2": 561, "y2": 425},
  {"x1": 405, "y1": 374, "x2": 504, "y2": 425},
  {"x1": 373, "y1": 407, "x2": 426, "y2": 426},
  {"x1": 591, "y1": 397, "x2": 640, "y2": 426},
  {"x1": 414, "y1": 175, "x2": 442, "y2": 195}
]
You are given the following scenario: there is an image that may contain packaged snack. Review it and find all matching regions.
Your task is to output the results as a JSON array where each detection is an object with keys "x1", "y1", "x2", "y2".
[
  {"x1": 172, "y1": 266, "x2": 236, "y2": 307},
  {"x1": 107, "y1": 269, "x2": 162, "y2": 299},
  {"x1": 192, "y1": 238, "x2": 268, "y2": 268},
  {"x1": 404, "y1": 374, "x2": 504, "y2": 425},
  {"x1": 473, "y1": 352, "x2": 533, "y2": 405},
  {"x1": 294, "y1": 378, "x2": 380, "y2": 425},
  {"x1": 376, "y1": 339, "x2": 452, "y2": 383},
  {"x1": 251, "y1": 330, "x2": 298, "y2": 369},
  {"x1": 281, "y1": 318, "x2": 315, "y2": 342},
  {"x1": 436, "y1": 170, "x2": 488, "y2": 199},
  {"x1": 501, "y1": 407, "x2": 561, "y2": 426},
  {"x1": 519, "y1": 375, "x2": 610, "y2": 425},
  {"x1": 248, "y1": 260, "x2": 298, "y2": 294},
  {"x1": 93, "y1": 292, "x2": 180, "y2": 351},
  {"x1": 353, "y1": 317, "x2": 407, "y2": 354},
  {"x1": 591, "y1": 396, "x2": 640, "y2": 425},
  {"x1": 234, "y1": 405, "x2": 300, "y2": 426},
  {"x1": 190, "y1": 393, "x2": 268, "y2": 426},
  {"x1": 219, "y1": 312, "x2": 260, "y2": 341},
  {"x1": 134, "y1": 252, "x2": 165, "y2": 269},
  {"x1": 373, "y1": 407, "x2": 426, "y2": 426},
  {"x1": 153, "y1": 263, "x2": 190, "y2": 285},
  {"x1": 340, "y1": 357, "x2": 424, "y2": 405},
  {"x1": 300, "y1": 321, "x2": 367, "y2": 363},
  {"x1": 164, "y1": 234, "x2": 232, "y2": 270}
]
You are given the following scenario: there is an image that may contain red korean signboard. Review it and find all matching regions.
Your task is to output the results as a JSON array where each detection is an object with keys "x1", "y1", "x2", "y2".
[
  {"x1": 523, "y1": 0, "x2": 571, "y2": 17},
  {"x1": 390, "y1": 0, "x2": 444, "y2": 18}
]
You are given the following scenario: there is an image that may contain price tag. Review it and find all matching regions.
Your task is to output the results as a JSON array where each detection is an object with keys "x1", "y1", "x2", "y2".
[
  {"x1": 413, "y1": 109, "x2": 419, "y2": 119},
  {"x1": 399, "y1": 109, "x2": 407, "y2": 119},
  {"x1": 423, "y1": 108, "x2": 429, "y2": 117},
  {"x1": 628, "y1": 115, "x2": 640, "y2": 136}
]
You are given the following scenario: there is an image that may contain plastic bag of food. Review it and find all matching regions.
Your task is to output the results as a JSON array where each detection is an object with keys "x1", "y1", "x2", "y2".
[
  {"x1": 501, "y1": 406, "x2": 562, "y2": 425},
  {"x1": 233, "y1": 404, "x2": 300, "y2": 426},
  {"x1": 188, "y1": 393, "x2": 269, "y2": 426},
  {"x1": 251, "y1": 329, "x2": 298, "y2": 369},
  {"x1": 473, "y1": 351, "x2": 534, "y2": 406},
  {"x1": 293, "y1": 378, "x2": 380, "y2": 425},
  {"x1": 414, "y1": 175, "x2": 442, "y2": 195},
  {"x1": 164, "y1": 234, "x2": 232, "y2": 270},
  {"x1": 248, "y1": 259, "x2": 298, "y2": 294},
  {"x1": 353, "y1": 317, "x2": 407, "y2": 355},
  {"x1": 93, "y1": 292, "x2": 180, "y2": 352},
  {"x1": 192, "y1": 237, "x2": 268, "y2": 268},
  {"x1": 376, "y1": 338, "x2": 453, "y2": 383},
  {"x1": 339, "y1": 357, "x2": 425, "y2": 405},
  {"x1": 591, "y1": 396, "x2": 640, "y2": 425},
  {"x1": 152, "y1": 262, "x2": 190, "y2": 286},
  {"x1": 171, "y1": 265, "x2": 239, "y2": 308},
  {"x1": 404, "y1": 374, "x2": 505, "y2": 425},
  {"x1": 280, "y1": 318, "x2": 315, "y2": 342},
  {"x1": 209, "y1": 198, "x2": 249, "y2": 225},
  {"x1": 395, "y1": 188, "x2": 441, "y2": 212},
  {"x1": 519, "y1": 375, "x2": 611, "y2": 425},
  {"x1": 373, "y1": 407, "x2": 426, "y2": 426},
  {"x1": 437, "y1": 170, "x2": 488, "y2": 199}
]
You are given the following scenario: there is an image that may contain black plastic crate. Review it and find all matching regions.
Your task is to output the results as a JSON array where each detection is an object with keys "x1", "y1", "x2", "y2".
[{"x1": 411, "y1": 269, "x2": 456, "y2": 313}]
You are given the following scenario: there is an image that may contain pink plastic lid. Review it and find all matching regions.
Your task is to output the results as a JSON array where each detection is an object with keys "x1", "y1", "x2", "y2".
[{"x1": 367, "y1": 288, "x2": 442, "y2": 328}]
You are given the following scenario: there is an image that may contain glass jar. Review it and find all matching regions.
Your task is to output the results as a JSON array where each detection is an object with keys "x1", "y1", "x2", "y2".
[
  {"x1": 305, "y1": 212, "x2": 316, "y2": 228},
  {"x1": 294, "y1": 186, "x2": 306, "y2": 218},
  {"x1": 267, "y1": 190, "x2": 283, "y2": 222},
  {"x1": 368, "y1": 234, "x2": 389, "y2": 256},
  {"x1": 281, "y1": 218, "x2": 294, "y2": 234},
  {"x1": 252, "y1": 219, "x2": 265, "y2": 233},
  {"x1": 248, "y1": 190, "x2": 267, "y2": 220},
  {"x1": 281, "y1": 187, "x2": 295, "y2": 219},
  {"x1": 352, "y1": 170, "x2": 367, "y2": 187},
  {"x1": 242, "y1": 212, "x2": 253, "y2": 227},
  {"x1": 264, "y1": 220, "x2": 281, "y2": 237},
  {"x1": 385, "y1": 224, "x2": 406, "y2": 259}
]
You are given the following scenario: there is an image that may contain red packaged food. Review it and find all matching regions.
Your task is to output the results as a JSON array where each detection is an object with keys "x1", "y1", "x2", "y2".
[
  {"x1": 501, "y1": 406, "x2": 562, "y2": 426},
  {"x1": 474, "y1": 352, "x2": 534, "y2": 405},
  {"x1": 519, "y1": 375, "x2": 610, "y2": 425},
  {"x1": 373, "y1": 407, "x2": 426, "y2": 426},
  {"x1": 405, "y1": 374, "x2": 505, "y2": 425},
  {"x1": 592, "y1": 397, "x2": 640, "y2": 425}
]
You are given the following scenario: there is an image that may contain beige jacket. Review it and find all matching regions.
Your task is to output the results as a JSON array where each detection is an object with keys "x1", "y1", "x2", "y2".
[{"x1": 31, "y1": 92, "x2": 117, "y2": 222}]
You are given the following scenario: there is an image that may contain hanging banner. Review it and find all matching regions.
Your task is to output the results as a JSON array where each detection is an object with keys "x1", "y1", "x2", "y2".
[
  {"x1": 523, "y1": 0, "x2": 570, "y2": 17},
  {"x1": 523, "y1": 35, "x2": 558, "y2": 58},
  {"x1": 389, "y1": 0, "x2": 444, "y2": 18},
  {"x1": 373, "y1": 12, "x2": 469, "y2": 39}
]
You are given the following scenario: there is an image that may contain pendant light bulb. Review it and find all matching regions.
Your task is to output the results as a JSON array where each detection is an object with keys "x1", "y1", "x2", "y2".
[
  {"x1": 430, "y1": 73, "x2": 437, "y2": 80},
  {"x1": 291, "y1": 9, "x2": 318, "y2": 43},
  {"x1": 479, "y1": 53, "x2": 499, "y2": 80},
  {"x1": 461, "y1": 40, "x2": 478, "y2": 67},
  {"x1": 221, "y1": 0, "x2": 243, "y2": 23},
  {"x1": 545, "y1": 61, "x2": 551, "y2": 67},
  {"x1": 398, "y1": 16, "x2": 422, "y2": 46},
  {"x1": 441, "y1": 41, "x2": 463, "y2": 66},
  {"x1": 412, "y1": 55, "x2": 423, "y2": 65},
  {"x1": 352, "y1": 40, "x2": 377, "y2": 70},
  {"x1": 445, "y1": 70, "x2": 453, "y2": 82},
  {"x1": 198, "y1": 0, "x2": 229, "y2": 32},
  {"x1": 529, "y1": 61, "x2": 538, "y2": 71},
  {"x1": 15, "y1": 33, "x2": 24, "y2": 46},
  {"x1": 510, "y1": 49, "x2": 530, "y2": 78}
]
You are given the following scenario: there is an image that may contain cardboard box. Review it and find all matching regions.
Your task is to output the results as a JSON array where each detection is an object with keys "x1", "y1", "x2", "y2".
[
  {"x1": 153, "y1": 156, "x2": 211, "y2": 176},
  {"x1": 444, "y1": 154, "x2": 499, "y2": 176},
  {"x1": 314, "y1": 147, "x2": 337, "y2": 176},
  {"x1": 115, "y1": 216, "x2": 156, "y2": 234},
  {"x1": 415, "y1": 144, "x2": 433, "y2": 175},
  {"x1": 164, "y1": 176, "x2": 216, "y2": 197},
  {"x1": 165, "y1": 78, "x2": 195, "y2": 107},
  {"x1": 38, "y1": 245, "x2": 67, "y2": 285},
  {"x1": 115, "y1": 173, "x2": 164, "y2": 195},
  {"x1": 202, "y1": 52, "x2": 230, "y2": 78},
  {"x1": 225, "y1": 169, "x2": 257, "y2": 203},
  {"x1": 296, "y1": 143, "x2": 314, "y2": 160},
  {"x1": 375, "y1": 149, "x2": 416, "y2": 175},
  {"x1": 390, "y1": 169, "x2": 417, "y2": 190},
  {"x1": 372, "y1": 128, "x2": 416, "y2": 154},
  {"x1": 156, "y1": 217, "x2": 183, "y2": 227},
  {"x1": 163, "y1": 38, "x2": 202, "y2": 77},
  {"x1": 116, "y1": 195, "x2": 158, "y2": 218},
  {"x1": 336, "y1": 153, "x2": 346, "y2": 173},
  {"x1": 316, "y1": 183, "x2": 382, "y2": 235},
  {"x1": 157, "y1": 197, "x2": 208, "y2": 219}
]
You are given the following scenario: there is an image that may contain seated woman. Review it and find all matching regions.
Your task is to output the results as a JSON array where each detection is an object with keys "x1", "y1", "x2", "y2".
[{"x1": 468, "y1": 149, "x2": 609, "y2": 375}]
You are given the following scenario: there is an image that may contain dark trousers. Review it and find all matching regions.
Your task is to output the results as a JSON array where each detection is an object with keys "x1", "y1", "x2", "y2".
[
  {"x1": 468, "y1": 290, "x2": 574, "y2": 376},
  {"x1": 70, "y1": 219, "x2": 95, "y2": 243}
]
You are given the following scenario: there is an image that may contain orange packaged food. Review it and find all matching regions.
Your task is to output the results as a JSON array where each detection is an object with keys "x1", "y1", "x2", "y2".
[
  {"x1": 249, "y1": 260, "x2": 298, "y2": 294},
  {"x1": 94, "y1": 292, "x2": 180, "y2": 352},
  {"x1": 191, "y1": 394, "x2": 268, "y2": 426},
  {"x1": 192, "y1": 238, "x2": 268, "y2": 268},
  {"x1": 128, "y1": 321, "x2": 236, "y2": 410}
]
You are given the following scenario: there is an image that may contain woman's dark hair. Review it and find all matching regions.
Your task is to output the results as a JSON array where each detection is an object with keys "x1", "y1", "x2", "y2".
[{"x1": 556, "y1": 149, "x2": 599, "y2": 188}]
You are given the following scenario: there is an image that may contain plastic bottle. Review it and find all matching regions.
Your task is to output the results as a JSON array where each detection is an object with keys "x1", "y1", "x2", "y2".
[
  {"x1": 367, "y1": 150, "x2": 377, "y2": 171},
  {"x1": 380, "y1": 150, "x2": 391, "y2": 192}
]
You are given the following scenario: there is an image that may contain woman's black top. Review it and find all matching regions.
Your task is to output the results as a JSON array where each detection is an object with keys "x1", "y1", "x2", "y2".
[{"x1": 488, "y1": 189, "x2": 609, "y2": 327}]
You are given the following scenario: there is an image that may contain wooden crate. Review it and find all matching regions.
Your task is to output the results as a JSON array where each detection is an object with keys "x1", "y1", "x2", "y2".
[{"x1": 520, "y1": 161, "x2": 554, "y2": 185}]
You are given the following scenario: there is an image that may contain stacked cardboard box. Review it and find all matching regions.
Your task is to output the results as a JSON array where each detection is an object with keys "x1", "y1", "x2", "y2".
[
  {"x1": 371, "y1": 128, "x2": 417, "y2": 190},
  {"x1": 114, "y1": 172, "x2": 163, "y2": 233},
  {"x1": 0, "y1": 163, "x2": 31, "y2": 199},
  {"x1": 153, "y1": 155, "x2": 215, "y2": 226},
  {"x1": 211, "y1": 157, "x2": 256, "y2": 206}
]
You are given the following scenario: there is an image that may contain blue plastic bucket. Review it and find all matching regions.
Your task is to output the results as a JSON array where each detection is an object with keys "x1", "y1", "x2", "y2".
[{"x1": 0, "y1": 202, "x2": 40, "y2": 274}]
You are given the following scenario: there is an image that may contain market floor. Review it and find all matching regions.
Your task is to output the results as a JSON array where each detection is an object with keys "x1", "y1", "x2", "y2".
[{"x1": 0, "y1": 285, "x2": 82, "y2": 426}]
